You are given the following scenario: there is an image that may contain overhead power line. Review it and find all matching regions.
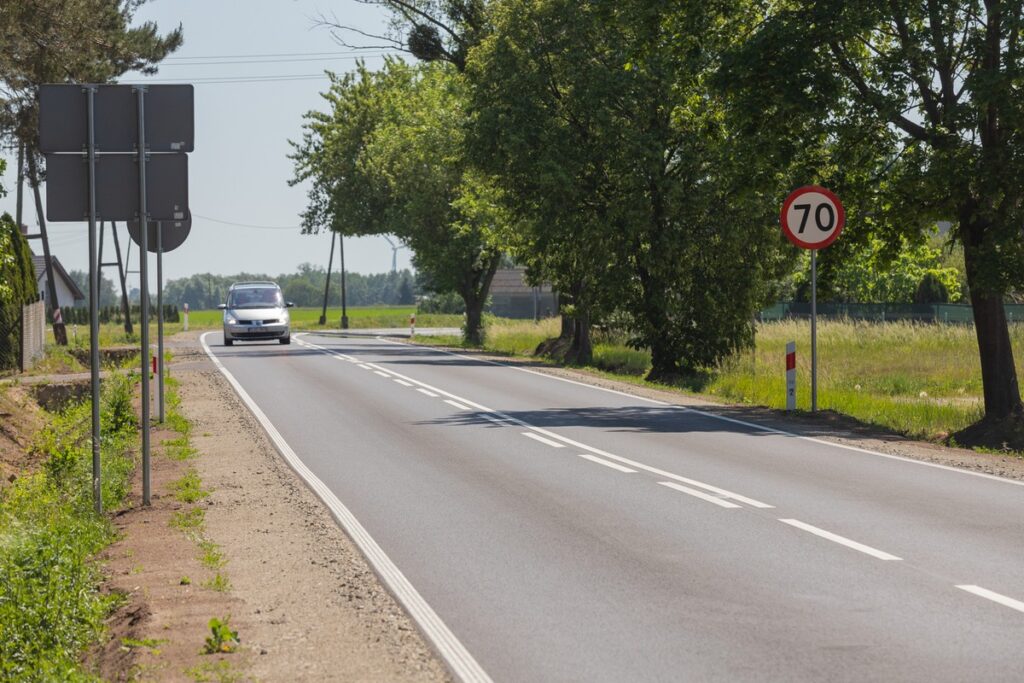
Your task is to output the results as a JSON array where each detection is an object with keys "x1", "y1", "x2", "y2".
[
  {"x1": 164, "y1": 49, "x2": 390, "y2": 60},
  {"x1": 158, "y1": 53, "x2": 393, "y2": 67},
  {"x1": 191, "y1": 213, "x2": 305, "y2": 230}
]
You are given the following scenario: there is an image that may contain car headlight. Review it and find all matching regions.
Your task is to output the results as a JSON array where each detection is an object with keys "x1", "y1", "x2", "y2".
[{"x1": 225, "y1": 316, "x2": 237, "y2": 324}]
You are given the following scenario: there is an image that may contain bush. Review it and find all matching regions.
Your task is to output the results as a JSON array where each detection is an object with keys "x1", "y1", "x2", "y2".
[
  {"x1": 418, "y1": 291, "x2": 466, "y2": 314},
  {"x1": 914, "y1": 272, "x2": 950, "y2": 304}
]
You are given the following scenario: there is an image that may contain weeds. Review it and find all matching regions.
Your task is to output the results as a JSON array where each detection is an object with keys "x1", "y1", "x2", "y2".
[
  {"x1": 202, "y1": 617, "x2": 240, "y2": 654},
  {"x1": 199, "y1": 539, "x2": 226, "y2": 569},
  {"x1": 186, "y1": 659, "x2": 244, "y2": 683},
  {"x1": 203, "y1": 573, "x2": 231, "y2": 593},
  {"x1": 173, "y1": 468, "x2": 209, "y2": 503},
  {"x1": 170, "y1": 507, "x2": 206, "y2": 535}
]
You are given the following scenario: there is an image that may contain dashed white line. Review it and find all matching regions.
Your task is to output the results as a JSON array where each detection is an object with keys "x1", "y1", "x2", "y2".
[
  {"x1": 956, "y1": 585, "x2": 1024, "y2": 614},
  {"x1": 779, "y1": 519, "x2": 902, "y2": 561},
  {"x1": 445, "y1": 399, "x2": 471, "y2": 411},
  {"x1": 480, "y1": 414, "x2": 509, "y2": 427},
  {"x1": 575, "y1": 452, "x2": 636, "y2": 473},
  {"x1": 522, "y1": 432, "x2": 566, "y2": 449},
  {"x1": 358, "y1": 364, "x2": 373, "y2": 370},
  {"x1": 394, "y1": 379, "x2": 414, "y2": 387},
  {"x1": 374, "y1": 370, "x2": 392, "y2": 378},
  {"x1": 659, "y1": 481, "x2": 742, "y2": 508},
  {"x1": 417, "y1": 388, "x2": 439, "y2": 398}
]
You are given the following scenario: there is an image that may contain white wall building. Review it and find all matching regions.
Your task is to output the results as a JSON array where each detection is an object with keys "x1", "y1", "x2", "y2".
[{"x1": 31, "y1": 253, "x2": 85, "y2": 309}]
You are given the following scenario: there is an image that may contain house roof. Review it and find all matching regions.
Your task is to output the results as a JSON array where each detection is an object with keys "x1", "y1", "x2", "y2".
[{"x1": 30, "y1": 251, "x2": 85, "y2": 301}]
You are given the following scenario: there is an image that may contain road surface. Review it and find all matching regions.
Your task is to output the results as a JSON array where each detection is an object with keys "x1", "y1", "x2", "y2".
[{"x1": 203, "y1": 332, "x2": 1024, "y2": 682}]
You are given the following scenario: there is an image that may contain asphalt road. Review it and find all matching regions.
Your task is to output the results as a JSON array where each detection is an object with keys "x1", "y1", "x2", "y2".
[{"x1": 206, "y1": 332, "x2": 1024, "y2": 682}]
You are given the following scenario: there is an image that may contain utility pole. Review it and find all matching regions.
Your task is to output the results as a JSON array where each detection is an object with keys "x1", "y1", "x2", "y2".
[
  {"x1": 340, "y1": 234, "x2": 349, "y2": 330},
  {"x1": 27, "y1": 153, "x2": 68, "y2": 345},
  {"x1": 320, "y1": 231, "x2": 336, "y2": 325}
]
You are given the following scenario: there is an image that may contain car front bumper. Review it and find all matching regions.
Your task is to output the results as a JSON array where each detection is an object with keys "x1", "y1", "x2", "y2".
[{"x1": 223, "y1": 323, "x2": 290, "y2": 340}]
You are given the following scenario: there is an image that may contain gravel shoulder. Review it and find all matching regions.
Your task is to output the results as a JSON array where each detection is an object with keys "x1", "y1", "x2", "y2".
[{"x1": 97, "y1": 331, "x2": 449, "y2": 682}]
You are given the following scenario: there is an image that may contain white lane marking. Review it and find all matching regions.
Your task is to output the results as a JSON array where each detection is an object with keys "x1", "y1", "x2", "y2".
[
  {"x1": 521, "y1": 432, "x2": 566, "y2": 449},
  {"x1": 359, "y1": 364, "x2": 373, "y2": 370},
  {"x1": 576, "y1": 452, "x2": 636, "y2": 473},
  {"x1": 298, "y1": 336, "x2": 772, "y2": 508},
  {"x1": 362, "y1": 335, "x2": 1024, "y2": 490},
  {"x1": 779, "y1": 518, "x2": 902, "y2": 561},
  {"x1": 480, "y1": 414, "x2": 509, "y2": 427},
  {"x1": 417, "y1": 388, "x2": 439, "y2": 398},
  {"x1": 445, "y1": 399, "x2": 471, "y2": 411},
  {"x1": 956, "y1": 585, "x2": 1024, "y2": 614},
  {"x1": 659, "y1": 481, "x2": 741, "y2": 508},
  {"x1": 394, "y1": 379, "x2": 414, "y2": 387},
  {"x1": 200, "y1": 333, "x2": 492, "y2": 683},
  {"x1": 374, "y1": 370, "x2": 392, "y2": 378}
]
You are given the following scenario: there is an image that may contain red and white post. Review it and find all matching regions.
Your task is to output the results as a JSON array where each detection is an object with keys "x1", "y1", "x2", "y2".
[
  {"x1": 183, "y1": 302, "x2": 189, "y2": 331},
  {"x1": 410, "y1": 313, "x2": 416, "y2": 337},
  {"x1": 786, "y1": 341, "x2": 797, "y2": 411}
]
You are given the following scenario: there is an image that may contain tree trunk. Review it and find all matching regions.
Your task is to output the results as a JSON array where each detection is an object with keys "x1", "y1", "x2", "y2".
[
  {"x1": 558, "y1": 292, "x2": 573, "y2": 342},
  {"x1": 962, "y1": 216, "x2": 1022, "y2": 418},
  {"x1": 571, "y1": 309, "x2": 592, "y2": 365},
  {"x1": 463, "y1": 294, "x2": 485, "y2": 346}
]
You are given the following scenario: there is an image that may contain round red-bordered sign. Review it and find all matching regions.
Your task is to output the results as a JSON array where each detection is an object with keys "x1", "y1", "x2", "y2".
[{"x1": 780, "y1": 186, "x2": 845, "y2": 250}]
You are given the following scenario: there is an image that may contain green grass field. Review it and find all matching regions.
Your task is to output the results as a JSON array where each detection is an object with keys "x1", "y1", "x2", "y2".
[{"x1": 429, "y1": 318, "x2": 992, "y2": 442}]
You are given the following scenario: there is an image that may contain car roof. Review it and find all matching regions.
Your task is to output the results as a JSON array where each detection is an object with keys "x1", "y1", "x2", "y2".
[{"x1": 229, "y1": 281, "x2": 280, "y2": 289}]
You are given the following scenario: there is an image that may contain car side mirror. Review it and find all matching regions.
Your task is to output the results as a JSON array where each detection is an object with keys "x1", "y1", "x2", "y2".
[
  {"x1": 285, "y1": 302, "x2": 295, "y2": 308},
  {"x1": 217, "y1": 304, "x2": 227, "y2": 310}
]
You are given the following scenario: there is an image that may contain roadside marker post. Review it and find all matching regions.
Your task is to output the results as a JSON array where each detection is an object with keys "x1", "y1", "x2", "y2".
[
  {"x1": 411, "y1": 313, "x2": 416, "y2": 337},
  {"x1": 786, "y1": 342, "x2": 797, "y2": 411},
  {"x1": 183, "y1": 302, "x2": 189, "y2": 331},
  {"x1": 780, "y1": 186, "x2": 845, "y2": 412}
]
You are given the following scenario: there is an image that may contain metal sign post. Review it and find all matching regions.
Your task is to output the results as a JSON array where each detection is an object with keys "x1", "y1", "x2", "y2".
[
  {"x1": 136, "y1": 86, "x2": 152, "y2": 506},
  {"x1": 86, "y1": 85, "x2": 102, "y2": 513},
  {"x1": 157, "y1": 220, "x2": 165, "y2": 423},
  {"x1": 780, "y1": 185, "x2": 845, "y2": 413}
]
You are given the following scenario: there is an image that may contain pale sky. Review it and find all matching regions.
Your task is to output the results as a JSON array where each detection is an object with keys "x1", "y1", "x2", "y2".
[{"x1": 0, "y1": 0, "x2": 415, "y2": 288}]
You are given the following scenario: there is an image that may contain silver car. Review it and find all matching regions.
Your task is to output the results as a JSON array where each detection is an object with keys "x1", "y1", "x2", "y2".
[{"x1": 219, "y1": 282, "x2": 293, "y2": 346}]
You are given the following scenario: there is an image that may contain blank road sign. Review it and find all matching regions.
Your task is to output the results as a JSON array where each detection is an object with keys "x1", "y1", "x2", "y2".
[
  {"x1": 128, "y1": 212, "x2": 192, "y2": 253},
  {"x1": 45, "y1": 153, "x2": 189, "y2": 222},
  {"x1": 39, "y1": 84, "x2": 194, "y2": 153}
]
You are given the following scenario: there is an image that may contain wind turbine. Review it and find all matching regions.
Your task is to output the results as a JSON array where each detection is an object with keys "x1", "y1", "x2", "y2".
[{"x1": 383, "y1": 235, "x2": 406, "y2": 273}]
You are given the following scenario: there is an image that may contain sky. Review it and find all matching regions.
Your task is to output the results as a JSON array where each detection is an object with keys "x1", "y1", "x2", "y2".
[{"x1": 0, "y1": 0, "x2": 415, "y2": 290}]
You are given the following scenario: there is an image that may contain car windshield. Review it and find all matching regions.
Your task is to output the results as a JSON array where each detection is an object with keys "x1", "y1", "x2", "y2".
[{"x1": 228, "y1": 288, "x2": 282, "y2": 309}]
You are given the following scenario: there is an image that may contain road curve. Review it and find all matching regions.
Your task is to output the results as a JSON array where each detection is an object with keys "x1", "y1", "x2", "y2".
[{"x1": 205, "y1": 332, "x2": 1024, "y2": 682}]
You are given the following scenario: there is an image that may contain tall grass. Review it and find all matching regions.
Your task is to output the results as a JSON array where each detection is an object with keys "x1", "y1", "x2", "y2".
[{"x1": 0, "y1": 374, "x2": 138, "y2": 681}]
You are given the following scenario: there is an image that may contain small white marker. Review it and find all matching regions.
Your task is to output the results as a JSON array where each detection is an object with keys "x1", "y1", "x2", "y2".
[
  {"x1": 575, "y1": 452, "x2": 636, "y2": 473},
  {"x1": 956, "y1": 585, "x2": 1024, "y2": 614},
  {"x1": 659, "y1": 481, "x2": 741, "y2": 508},
  {"x1": 521, "y1": 432, "x2": 566, "y2": 449},
  {"x1": 417, "y1": 388, "x2": 439, "y2": 398},
  {"x1": 444, "y1": 399, "x2": 470, "y2": 410},
  {"x1": 779, "y1": 519, "x2": 902, "y2": 561}
]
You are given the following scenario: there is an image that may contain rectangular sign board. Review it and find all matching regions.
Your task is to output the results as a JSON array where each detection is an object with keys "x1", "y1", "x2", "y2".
[
  {"x1": 45, "y1": 153, "x2": 188, "y2": 222},
  {"x1": 39, "y1": 84, "x2": 194, "y2": 153}
]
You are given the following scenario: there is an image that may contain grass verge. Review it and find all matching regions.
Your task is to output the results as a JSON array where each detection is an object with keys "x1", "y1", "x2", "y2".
[{"x1": 0, "y1": 373, "x2": 139, "y2": 681}]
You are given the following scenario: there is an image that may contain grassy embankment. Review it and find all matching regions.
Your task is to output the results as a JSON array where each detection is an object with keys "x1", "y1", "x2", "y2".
[
  {"x1": 427, "y1": 318, "x2": 990, "y2": 442},
  {"x1": 0, "y1": 374, "x2": 138, "y2": 681}
]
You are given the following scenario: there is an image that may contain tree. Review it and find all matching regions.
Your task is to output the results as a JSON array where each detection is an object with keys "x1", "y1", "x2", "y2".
[
  {"x1": 68, "y1": 270, "x2": 117, "y2": 308},
  {"x1": 0, "y1": 0, "x2": 182, "y2": 344},
  {"x1": 291, "y1": 60, "x2": 502, "y2": 344},
  {"x1": 398, "y1": 274, "x2": 415, "y2": 305},
  {"x1": 723, "y1": 1, "x2": 1024, "y2": 430},
  {"x1": 0, "y1": 212, "x2": 39, "y2": 370},
  {"x1": 469, "y1": 0, "x2": 791, "y2": 376}
]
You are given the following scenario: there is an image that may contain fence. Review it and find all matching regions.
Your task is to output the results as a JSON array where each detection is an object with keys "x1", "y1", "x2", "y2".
[
  {"x1": 759, "y1": 302, "x2": 1024, "y2": 324},
  {"x1": 20, "y1": 300, "x2": 45, "y2": 372}
]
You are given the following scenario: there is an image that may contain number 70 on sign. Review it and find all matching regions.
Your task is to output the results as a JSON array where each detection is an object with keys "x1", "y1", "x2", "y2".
[{"x1": 780, "y1": 186, "x2": 845, "y2": 250}]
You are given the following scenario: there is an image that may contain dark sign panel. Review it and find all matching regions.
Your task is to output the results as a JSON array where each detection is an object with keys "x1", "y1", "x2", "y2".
[
  {"x1": 39, "y1": 84, "x2": 194, "y2": 153},
  {"x1": 127, "y1": 212, "x2": 192, "y2": 253},
  {"x1": 45, "y1": 153, "x2": 189, "y2": 222}
]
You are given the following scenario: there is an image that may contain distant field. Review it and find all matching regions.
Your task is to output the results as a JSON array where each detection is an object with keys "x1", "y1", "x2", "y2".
[{"x1": 429, "y1": 318, "x2": 993, "y2": 442}]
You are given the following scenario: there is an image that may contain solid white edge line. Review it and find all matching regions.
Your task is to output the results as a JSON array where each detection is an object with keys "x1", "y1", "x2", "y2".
[
  {"x1": 299, "y1": 336, "x2": 772, "y2": 508},
  {"x1": 521, "y1": 432, "x2": 567, "y2": 449},
  {"x1": 779, "y1": 518, "x2": 902, "y2": 561},
  {"x1": 659, "y1": 481, "x2": 741, "y2": 508},
  {"x1": 445, "y1": 399, "x2": 471, "y2": 411},
  {"x1": 956, "y1": 585, "x2": 1024, "y2": 614},
  {"x1": 575, "y1": 452, "x2": 636, "y2": 473},
  {"x1": 200, "y1": 332, "x2": 493, "y2": 683},
  {"x1": 357, "y1": 335, "x2": 1024, "y2": 490}
]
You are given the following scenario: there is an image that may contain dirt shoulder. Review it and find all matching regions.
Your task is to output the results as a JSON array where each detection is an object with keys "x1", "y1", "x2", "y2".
[
  {"x1": 96, "y1": 332, "x2": 449, "y2": 682},
  {"x1": 398, "y1": 336, "x2": 1024, "y2": 482}
]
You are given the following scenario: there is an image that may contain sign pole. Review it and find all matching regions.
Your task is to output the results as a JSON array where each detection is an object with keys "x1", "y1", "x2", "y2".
[
  {"x1": 157, "y1": 220, "x2": 165, "y2": 423},
  {"x1": 136, "y1": 86, "x2": 152, "y2": 506},
  {"x1": 811, "y1": 250, "x2": 818, "y2": 412},
  {"x1": 86, "y1": 85, "x2": 102, "y2": 514},
  {"x1": 340, "y1": 234, "x2": 349, "y2": 330}
]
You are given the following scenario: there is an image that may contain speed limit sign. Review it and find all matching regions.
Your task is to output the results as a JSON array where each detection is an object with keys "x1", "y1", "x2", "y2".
[{"x1": 780, "y1": 186, "x2": 845, "y2": 249}]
